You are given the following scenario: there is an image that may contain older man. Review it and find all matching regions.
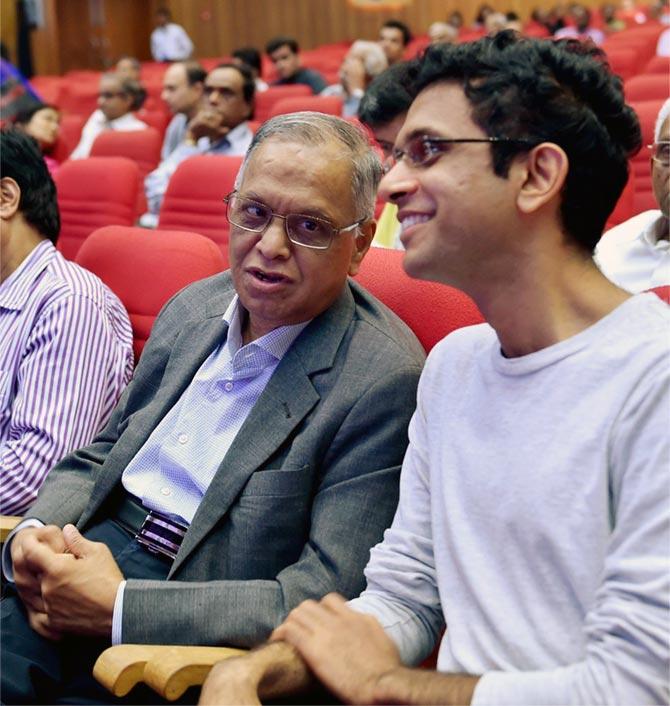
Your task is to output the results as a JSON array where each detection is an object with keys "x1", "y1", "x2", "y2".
[
  {"x1": 321, "y1": 40, "x2": 387, "y2": 118},
  {"x1": 202, "y1": 32, "x2": 669, "y2": 706},
  {"x1": 1, "y1": 112, "x2": 424, "y2": 704},
  {"x1": 595, "y1": 98, "x2": 670, "y2": 292},
  {"x1": 0, "y1": 129, "x2": 133, "y2": 515},
  {"x1": 159, "y1": 60, "x2": 207, "y2": 159},
  {"x1": 141, "y1": 62, "x2": 254, "y2": 227}
]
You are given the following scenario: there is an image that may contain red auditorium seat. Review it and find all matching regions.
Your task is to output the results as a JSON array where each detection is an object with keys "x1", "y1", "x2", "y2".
[
  {"x1": 603, "y1": 46, "x2": 641, "y2": 80},
  {"x1": 629, "y1": 98, "x2": 665, "y2": 213},
  {"x1": 75, "y1": 226, "x2": 226, "y2": 360},
  {"x1": 649, "y1": 285, "x2": 670, "y2": 304},
  {"x1": 624, "y1": 73, "x2": 670, "y2": 102},
  {"x1": 158, "y1": 154, "x2": 243, "y2": 253},
  {"x1": 51, "y1": 113, "x2": 86, "y2": 163},
  {"x1": 269, "y1": 95, "x2": 343, "y2": 118},
  {"x1": 59, "y1": 81, "x2": 101, "y2": 117},
  {"x1": 643, "y1": 55, "x2": 670, "y2": 74},
  {"x1": 253, "y1": 85, "x2": 312, "y2": 123},
  {"x1": 136, "y1": 108, "x2": 170, "y2": 137},
  {"x1": 606, "y1": 170, "x2": 636, "y2": 229},
  {"x1": 54, "y1": 157, "x2": 141, "y2": 260},
  {"x1": 355, "y1": 248, "x2": 484, "y2": 352},
  {"x1": 90, "y1": 128, "x2": 162, "y2": 179},
  {"x1": 30, "y1": 75, "x2": 63, "y2": 106}
]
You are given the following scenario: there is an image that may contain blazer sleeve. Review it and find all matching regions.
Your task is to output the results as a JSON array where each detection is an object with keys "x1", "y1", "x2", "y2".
[{"x1": 120, "y1": 358, "x2": 423, "y2": 647}]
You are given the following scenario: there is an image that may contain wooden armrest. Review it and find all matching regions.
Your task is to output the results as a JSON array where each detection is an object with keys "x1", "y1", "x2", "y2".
[
  {"x1": 94, "y1": 644, "x2": 246, "y2": 700},
  {"x1": 0, "y1": 516, "x2": 22, "y2": 542}
]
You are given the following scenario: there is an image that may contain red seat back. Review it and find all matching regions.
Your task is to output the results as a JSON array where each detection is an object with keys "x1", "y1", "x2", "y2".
[
  {"x1": 50, "y1": 113, "x2": 86, "y2": 163},
  {"x1": 649, "y1": 285, "x2": 670, "y2": 304},
  {"x1": 624, "y1": 73, "x2": 670, "y2": 102},
  {"x1": 354, "y1": 248, "x2": 484, "y2": 352},
  {"x1": 606, "y1": 169, "x2": 636, "y2": 228},
  {"x1": 269, "y1": 95, "x2": 343, "y2": 119},
  {"x1": 643, "y1": 55, "x2": 670, "y2": 74},
  {"x1": 59, "y1": 82, "x2": 100, "y2": 117},
  {"x1": 603, "y1": 45, "x2": 641, "y2": 80},
  {"x1": 54, "y1": 157, "x2": 141, "y2": 260},
  {"x1": 158, "y1": 154, "x2": 244, "y2": 254},
  {"x1": 90, "y1": 128, "x2": 162, "y2": 179},
  {"x1": 254, "y1": 85, "x2": 312, "y2": 123},
  {"x1": 75, "y1": 226, "x2": 226, "y2": 360}
]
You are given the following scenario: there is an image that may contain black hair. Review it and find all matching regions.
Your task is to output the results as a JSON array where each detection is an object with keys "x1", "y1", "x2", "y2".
[
  {"x1": 156, "y1": 6, "x2": 171, "y2": 18},
  {"x1": 381, "y1": 20, "x2": 412, "y2": 46},
  {"x1": 214, "y1": 62, "x2": 256, "y2": 106},
  {"x1": 266, "y1": 36, "x2": 299, "y2": 55},
  {"x1": 413, "y1": 31, "x2": 641, "y2": 252},
  {"x1": 12, "y1": 100, "x2": 58, "y2": 126},
  {"x1": 232, "y1": 47, "x2": 262, "y2": 75},
  {"x1": 180, "y1": 60, "x2": 207, "y2": 86},
  {"x1": 0, "y1": 128, "x2": 60, "y2": 243},
  {"x1": 358, "y1": 60, "x2": 418, "y2": 128}
]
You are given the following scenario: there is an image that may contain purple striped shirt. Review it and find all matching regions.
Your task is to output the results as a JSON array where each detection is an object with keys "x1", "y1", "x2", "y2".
[{"x1": 0, "y1": 240, "x2": 134, "y2": 514}]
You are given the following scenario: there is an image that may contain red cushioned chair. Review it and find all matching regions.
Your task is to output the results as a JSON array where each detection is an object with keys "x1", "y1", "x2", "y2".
[
  {"x1": 254, "y1": 85, "x2": 312, "y2": 123},
  {"x1": 75, "y1": 226, "x2": 227, "y2": 360},
  {"x1": 603, "y1": 46, "x2": 641, "y2": 80},
  {"x1": 59, "y1": 81, "x2": 101, "y2": 118},
  {"x1": 643, "y1": 55, "x2": 670, "y2": 74},
  {"x1": 624, "y1": 74, "x2": 670, "y2": 102},
  {"x1": 354, "y1": 248, "x2": 484, "y2": 353},
  {"x1": 649, "y1": 285, "x2": 670, "y2": 304},
  {"x1": 158, "y1": 155, "x2": 244, "y2": 254},
  {"x1": 606, "y1": 170, "x2": 636, "y2": 229},
  {"x1": 90, "y1": 128, "x2": 162, "y2": 179},
  {"x1": 629, "y1": 98, "x2": 665, "y2": 213},
  {"x1": 54, "y1": 157, "x2": 141, "y2": 260},
  {"x1": 269, "y1": 95, "x2": 343, "y2": 119},
  {"x1": 51, "y1": 113, "x2": 86, "y2": 163}
]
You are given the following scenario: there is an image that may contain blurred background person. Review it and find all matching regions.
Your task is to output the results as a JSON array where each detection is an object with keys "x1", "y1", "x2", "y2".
[
  {"x1": 555, "y1": 4, "x2": 605, "y2": 43},
  {"x1": 69, "y1": 73, "x2": 147, "y2": 160},
  {"x1": 150, "y1": 6, "x2": 193, "y2": 62},
  {"x1": 12, "y1": 101, "x2": 60, "y2": 175},
  {"x1": 266, "y1": 36, "x2": 326, "y2": 94},
  {"x1": 115, "y1": 56, "x2": 141, "y2": 82},
  {"x1": 232, "y1": 47, "x2": 269, "y2": 92},
  {"x1": 321, "y1": 40, "x2": 387, "y2": 117},
  {"x1": 428, "y1": 21, "x2": 459, "y2": 44},
  {"x1": 447, "y1": 9, "x2": 464, "y2": 30},
  {"x1": 378, "y1": 19, "x2": 411, "y2": 65}
]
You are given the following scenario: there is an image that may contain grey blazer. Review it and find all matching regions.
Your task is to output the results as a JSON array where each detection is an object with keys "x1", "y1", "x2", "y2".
[{"x1": 29, "y1": 273, "x2": 425, "y2": 647}]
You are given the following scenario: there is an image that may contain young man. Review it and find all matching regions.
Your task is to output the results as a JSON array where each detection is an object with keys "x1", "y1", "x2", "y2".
[
  {"x1": 1, "y1": 113, "x2": 424, "y2": 704},
  {"x1": 265, "y1": 37, "x2": 327, "y2": 94},
  {"x1": 150, "y1": 6, "x2": 193, "y2": 62},
  {"x1": 378, "y1": 19, "x2": 412, "y2": 65},
  {"x1": 0, "y1": 129, "x2": 133, "y2": 514},
  {"x1": 595, "y1": 98, "x2": 670, "y2": 292},
  {"x1": 201, "y1": 32, "x2": 669, "y2": 706}
]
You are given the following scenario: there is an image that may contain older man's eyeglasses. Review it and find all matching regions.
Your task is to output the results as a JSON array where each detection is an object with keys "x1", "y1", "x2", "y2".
[
  {"x1": 648, "y1": 141, "x2": 670, "y2": 168},
  {"x1": 223, "y1": 192, "x2": 365, "y2": 250},
  {"x1": 389, "y1": 135, "x2": 536, "y2": 170}
]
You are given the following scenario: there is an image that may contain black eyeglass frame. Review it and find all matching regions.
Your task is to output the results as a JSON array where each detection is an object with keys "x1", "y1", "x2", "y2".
[
  {"x1": 391, "y1": 135, "x2": 538, "y2": 169},
  {"x1": 223, "y1": 191, "x2": 366, "y2": 251}
]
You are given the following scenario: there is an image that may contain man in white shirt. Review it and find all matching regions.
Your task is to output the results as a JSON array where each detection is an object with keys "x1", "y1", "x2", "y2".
[
  {"x1": 159, "y1": 60, "x2": 206, "y2": 160},
  {"x1": 595, "y1": 98, "x2": 670, "y2": 292},
  {"x1": 69, "y1": 73, "x2": 148, "y2": 160},
  {"x1": 201, "y1": 31, "x2": 669, "y2": 706},
  {"x1": 150, "y1": 7, "x2": 193, "y2": 63}
]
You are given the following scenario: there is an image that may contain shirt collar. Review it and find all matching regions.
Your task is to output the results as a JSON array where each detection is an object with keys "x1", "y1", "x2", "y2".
[
  {"x1": 0, "y1": 240, "x2": 55, "y2": 312},
  {"x1": 641, "y1": 213, "x2": 670, "y2": 250},
  {"x1": 222, "y1": 294, "x2": 311, "y2": 360}
]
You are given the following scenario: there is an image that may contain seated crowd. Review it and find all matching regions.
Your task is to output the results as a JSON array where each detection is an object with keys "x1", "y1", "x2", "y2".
[{"x1": 0, "y1": 3, "x2": 668, "y2": 704}]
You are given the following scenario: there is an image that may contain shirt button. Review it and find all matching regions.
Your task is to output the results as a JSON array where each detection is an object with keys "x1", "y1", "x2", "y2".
[
  {"x1": 178, "y1": 433, "x2": 188, "y2": 444},
  {"x1": 224, "y1": 381, "x2": 233, "y2": 391},
  {"x1": 160, "y1": 487, "x2": 171, "y2": 496}
]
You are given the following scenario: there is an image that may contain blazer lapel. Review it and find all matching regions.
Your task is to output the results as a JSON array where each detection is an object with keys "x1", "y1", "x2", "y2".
[{"x1": 169, "y1": 284, "x2": 356, "y2": 576}]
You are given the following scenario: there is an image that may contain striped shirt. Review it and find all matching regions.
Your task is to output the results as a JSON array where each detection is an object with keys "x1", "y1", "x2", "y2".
[{"x1": 0, "y1": 240, "x2": 134, "y2": 514}]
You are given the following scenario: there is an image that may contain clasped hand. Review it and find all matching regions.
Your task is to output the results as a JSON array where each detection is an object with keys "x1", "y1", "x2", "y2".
[{"x1": 10, "y1": 524, "x2": 123, "y2": 640}]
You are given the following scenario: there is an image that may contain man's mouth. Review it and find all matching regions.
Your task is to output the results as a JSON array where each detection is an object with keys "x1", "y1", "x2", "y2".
[{"x1": 249, "y1": 268, "x2": 288, "y2": 284}]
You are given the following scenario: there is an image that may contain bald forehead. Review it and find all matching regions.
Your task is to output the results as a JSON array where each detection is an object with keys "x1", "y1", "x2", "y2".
[
  {"x1": 206, "y1": 67, "x2": 243, "y2": 88},
  {"x1": 165, "y1": 63, "x2": 188, "y2": 84},
  {"x1": 100, "y1": 74, "x2": 123, "y2": 91}
]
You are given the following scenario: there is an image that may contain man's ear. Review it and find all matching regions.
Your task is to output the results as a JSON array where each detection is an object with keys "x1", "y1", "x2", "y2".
[
  {"x1": 0, "y1": 177, "x2": 21, "y2": 220},
  {"x1": 348, "y1": 219, "x2": 376, "y2": 276},
  {"x1": 516, "y1": 142, "x2": 568, "y2": 216}
]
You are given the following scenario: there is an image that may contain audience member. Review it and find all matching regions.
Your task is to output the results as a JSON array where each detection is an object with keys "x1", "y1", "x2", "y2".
[
  {"x1": 202, "y1": 32, "x2": 669, "y2": 706},
  {"x1": 115, "y1": 56, "x2": 141, "y2": 82},
  {"x1": 69, "y1": 73, "x2": 147, "y2": 160},
  {"x1": 657, "y1": 26, "x2": 670, "y2": 55},
  {"x1": 12, "y1": 101, "x2": 61, "y2": 176},
  {"x1": 232, "y1": 47, "x2": 269, "y2": 92},
  {"x1": 595, "y1": 98, "x2": 670, "y2": 291},
  {"x1": 484, "y1": 11, "x2": 508, "y2": 34},
  {"x1": 266, "y1": 37, "x2": 327, "y2": 94},
  {"x1": 159, "y1": 60, "x2": 207, "y2": 160},
  {"x1": 0, "y1": 129, "x2": 133, "y2": 515},
  {"x1": 472, "y1": 3, "x2": 495, "y2": 29},
  {"x1": 321, "y1": 41, "x2": 387, "y2": 117},
  {"x1": 427, "y1": 22, "x2": 459, "y2": 44},
  {"x1": 555, "y1": 4, "x2": 605, "y2": 43},
  {"x1": 378, "y1": 20, "x2": 412, "y2": 65},
  {"x1": 150, "y1": 6, "x2": 193, "y2": 62},
  {"x1": 447, "y1": 9, "x2": 464, "y2": 30},
  {"x1": 0, "y1": 112, "x2": 425, "y2": 705},
  {"x1": 141, "y1": 63, "x2": 254, "y2": 226},
  {"x1": 600, "y1": 3, "x2": 626, "y2": 33},
  {"x1": 358, "y1": 61, "x2": 416, "y2": 249},
  {"x1": 504, "y1": 11, "x2": 523, "y2": 31}
]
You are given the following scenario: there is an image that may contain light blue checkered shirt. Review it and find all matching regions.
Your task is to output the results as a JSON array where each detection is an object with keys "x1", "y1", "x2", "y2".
[{"x1": 121, "y1": 295, "x2": 310, "y2": 524}]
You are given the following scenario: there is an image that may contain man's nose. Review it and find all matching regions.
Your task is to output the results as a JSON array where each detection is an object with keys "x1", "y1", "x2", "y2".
[
  {"x1": 377, "y1": 161, "x2": 419, "y2": 204},
  {"x1": 256, "y1": 216, "x2": 291, "y2": 259}
]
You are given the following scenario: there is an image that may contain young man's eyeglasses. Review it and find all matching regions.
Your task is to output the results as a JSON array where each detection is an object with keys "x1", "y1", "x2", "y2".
[
  {"x1": 648, "y1": 141, "x2": 670, "y2": 168},
  {"x1": 223, "y1": 192, "x2": 365, "y2": 250},
  {"x1": 389, "y1": 135, "x2": 536, "y2": 170}
]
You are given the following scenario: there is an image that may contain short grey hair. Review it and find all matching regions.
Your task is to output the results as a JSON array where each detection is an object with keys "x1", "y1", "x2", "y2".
[
  {"x1": 235, "y1": 111, "x2": 383, "y2": 220},
  {"x1": 655, "y1": 98, "x2": 670, "y2": 142},
  {"x1": 348, "y1": 40, "x2": 388, "y2": 79}
]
